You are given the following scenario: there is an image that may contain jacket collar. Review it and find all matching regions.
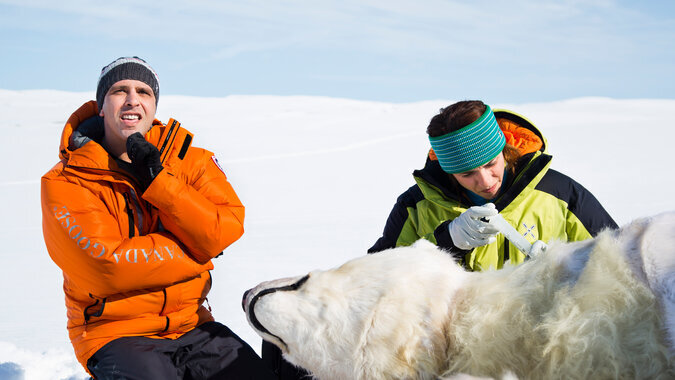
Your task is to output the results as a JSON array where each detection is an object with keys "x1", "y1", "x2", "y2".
[
  {"x1": 58, "y1": 100, "x2": 164, "y2": 166},
  {"x1": 414, "y1": 150, "x2": 552, "y2": 210}
]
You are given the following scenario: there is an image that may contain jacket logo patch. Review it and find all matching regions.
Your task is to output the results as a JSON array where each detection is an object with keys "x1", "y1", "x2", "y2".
[
  {"x1": 521, "y1": 223, "x2": 537, "y2": 239},
  {"x1": 211, "y1": 155, "x2": 225, "y2": 174}
]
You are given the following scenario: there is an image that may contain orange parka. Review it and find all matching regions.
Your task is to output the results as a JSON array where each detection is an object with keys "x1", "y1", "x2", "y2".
[{"x1": 41, "y1": 101, "x2": 245, "y2": 372}]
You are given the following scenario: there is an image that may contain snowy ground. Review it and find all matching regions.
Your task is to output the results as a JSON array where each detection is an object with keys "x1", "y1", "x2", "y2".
[{"x1": 1, "y1": 90, "x2": 673, "y2": 379}]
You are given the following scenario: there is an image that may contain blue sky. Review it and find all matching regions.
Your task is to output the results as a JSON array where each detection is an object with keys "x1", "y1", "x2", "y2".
[{"x1": 1, "y1": 0, "x2": 674, "y2": 103}]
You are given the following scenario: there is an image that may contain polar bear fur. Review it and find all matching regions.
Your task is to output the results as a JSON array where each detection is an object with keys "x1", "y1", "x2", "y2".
[{"x1": 243, "y1": 212, "x2": 675, "y2": 379}]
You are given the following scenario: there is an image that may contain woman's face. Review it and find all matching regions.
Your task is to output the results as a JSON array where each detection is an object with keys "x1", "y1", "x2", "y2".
[{"x1": 451, "y1": 153, "x2": 505, "y2": 199}]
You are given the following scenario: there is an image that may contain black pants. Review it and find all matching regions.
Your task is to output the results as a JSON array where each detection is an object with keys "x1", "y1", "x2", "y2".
[
  {"x1": 261, "y1": 340, "x2": 312, "y2": 379},
  {"x1": 87, "y1": 322, "x2": 276, "y2": 380}
]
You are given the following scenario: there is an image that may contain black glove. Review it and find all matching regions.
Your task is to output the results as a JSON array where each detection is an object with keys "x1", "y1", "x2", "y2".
[{"x1": 126, "y1": 132, "x2": 163, "y2": 192}]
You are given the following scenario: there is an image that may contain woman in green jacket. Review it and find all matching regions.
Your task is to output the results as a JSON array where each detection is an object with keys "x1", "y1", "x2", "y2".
[{"x1": 368, "y1": 100, "x2": 617, "y2": 271}]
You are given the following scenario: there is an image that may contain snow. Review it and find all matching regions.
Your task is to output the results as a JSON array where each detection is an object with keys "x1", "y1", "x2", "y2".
[{"x1": 0, "y1": 89, "x2": 673, "y2": 379}]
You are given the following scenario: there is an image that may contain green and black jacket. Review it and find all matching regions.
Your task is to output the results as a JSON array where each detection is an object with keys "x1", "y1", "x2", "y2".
[{"x1": 368, "y1": 110, "x2": 618, "y2": 271}]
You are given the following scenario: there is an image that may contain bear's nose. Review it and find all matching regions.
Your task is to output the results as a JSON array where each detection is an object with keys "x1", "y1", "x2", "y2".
[{"x1": 242, "y1": 289, "x2": 251, "y2": 311}]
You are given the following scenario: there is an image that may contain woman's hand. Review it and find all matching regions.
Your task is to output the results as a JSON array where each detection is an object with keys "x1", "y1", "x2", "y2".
[{"x1": 448, "y1": 203, "x2": 500, "y2": 250}]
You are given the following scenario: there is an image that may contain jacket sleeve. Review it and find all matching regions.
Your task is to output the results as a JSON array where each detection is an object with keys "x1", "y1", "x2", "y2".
[
  {"x1": 566, "y1": 181, "x2": 618, "y2": 238},
  {"x1": 433, "y1": 220, "x2": 471, "y2": 264},
  {"x1": 41, "y1": 176, "x2": 214, "y2": 298},
  {"x1": 142, "y1": 149, "x2": 244, "y2": 264},
  {"x1": 368, "y1": 193, "x2": 469, "y2": 263},
  {"x1": 536, "y1": 169, "x2": 618, "y2": 239},
  {"x1": 369, "y1": 185, "x2": 428, "y2": 253},
  {"x1": 368, "y1": 201, "x2": 408, "y2": 253}
]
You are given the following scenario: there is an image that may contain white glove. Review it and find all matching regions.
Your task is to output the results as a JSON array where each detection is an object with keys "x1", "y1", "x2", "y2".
[
  {"x1": 529, "y1": 240, "x2": 548, "y2": 258},
  {"x1": 448, "y1": 203, "x2": 500, "y2": 250}
]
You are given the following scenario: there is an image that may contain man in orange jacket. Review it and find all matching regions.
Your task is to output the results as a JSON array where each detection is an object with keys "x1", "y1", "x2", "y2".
[{"x1": 41, "y1": 57, "x2": 275, "y2": 379}]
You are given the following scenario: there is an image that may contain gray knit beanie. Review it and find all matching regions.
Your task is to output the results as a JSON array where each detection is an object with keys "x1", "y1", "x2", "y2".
[{"x1": 96, "y1": 56, "x2": 160, "y2": 110}]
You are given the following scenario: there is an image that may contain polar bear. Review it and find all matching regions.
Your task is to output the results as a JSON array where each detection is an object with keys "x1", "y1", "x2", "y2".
[{"x1": 243, "y1": 212, "x2": 675, "y2": 380}]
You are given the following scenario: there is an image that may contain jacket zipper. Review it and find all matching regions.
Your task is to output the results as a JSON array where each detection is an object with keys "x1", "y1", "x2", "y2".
[
  {"x1": 158, "y1": 119, "x2": 179, "y2": 164},
  {"x1": 205, "y1": 271, "x2": 213, "y2": 312},
  {"x1": 160, "y1": 288, "x2": 170, "y2": 332},
  {"x1": 159, "y1": 289, "x2": 167, "y2": 315},
  {"x1": 82, "y1": 293, "x2": 107, "y2": 337},
  {"x1": 122, "y1": 193, "x2": 135, "y2": 238}
]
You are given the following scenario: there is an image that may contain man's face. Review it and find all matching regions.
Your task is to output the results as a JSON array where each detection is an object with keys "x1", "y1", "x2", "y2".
[{"x1": 99, "y1": 79, "x2": 157, "y2": 155}]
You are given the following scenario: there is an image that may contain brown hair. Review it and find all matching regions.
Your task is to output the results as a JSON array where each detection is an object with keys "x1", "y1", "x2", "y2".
[
  {"x1": 502, "y1": 144, "x2": 521, "y2": 175},
  {"x1": 427, "y1": 100, "x2": 486, "y2": 137}
]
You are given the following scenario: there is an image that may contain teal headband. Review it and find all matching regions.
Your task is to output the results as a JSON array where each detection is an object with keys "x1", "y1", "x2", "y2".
[{"x1": 428, "y1": 105, "x2": 506, "y2": 174}]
